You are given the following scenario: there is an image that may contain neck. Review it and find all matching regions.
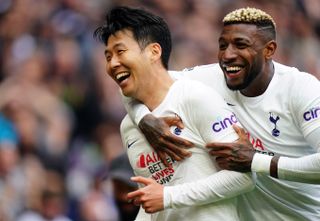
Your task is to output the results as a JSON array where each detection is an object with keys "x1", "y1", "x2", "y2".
[
  {"x1": 240, "y1": 60, "x2": 274, "y2": 97},
  {"x1": 137, "y1": 69, "x2": 174, "y2": 111}
]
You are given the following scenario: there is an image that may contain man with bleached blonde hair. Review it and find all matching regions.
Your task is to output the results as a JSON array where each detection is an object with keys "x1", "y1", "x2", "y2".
[{"x1": 125, "y1": 7, "x2": 320, "y2": 221}]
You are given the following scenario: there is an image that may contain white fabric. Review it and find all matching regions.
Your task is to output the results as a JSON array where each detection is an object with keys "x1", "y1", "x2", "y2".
[
  {"x1": 181, "y1": 62, "x2": 320, "y2": 221},
  {"x1": 278, "y1": 154, "x2": 320, "y2": 184},
  {"x1": 135, "y1": 207, "x2": 152, "y2": 221},
  {"x1": 251, "y1": 153, "x2": 273, "y2": 174},
  {"x1": 163, "y1": 170, "x2": 254, "y2": 209},
  {"x1": 124, "y1": 62, "x2": 320, "y2": 220},
  {"x1": 121, "y1": 79, "x2": 254, "y2": 221},
  {"x1": 122, "y1": 95, "x2": 150, "y2": 125}
]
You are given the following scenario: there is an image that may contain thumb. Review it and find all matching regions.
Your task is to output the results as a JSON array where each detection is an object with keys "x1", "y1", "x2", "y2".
[
  {"x1": 163, "y1": 115, "x2": 184, "y2": 129},
  {"x1": 232, "y1": 124, "x2": 246, "y2": 137}
]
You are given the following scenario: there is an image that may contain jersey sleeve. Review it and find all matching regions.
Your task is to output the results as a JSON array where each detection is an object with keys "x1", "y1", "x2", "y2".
[
  {"x1": 292, "y1": 73, "x2": 320, "y2": 148},
  {"x1": 164, "y1": 171, "x2": 255, "y2": 209}
]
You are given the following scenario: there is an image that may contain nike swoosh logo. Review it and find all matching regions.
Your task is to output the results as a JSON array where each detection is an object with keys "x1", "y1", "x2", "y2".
[
  {"x1": 127, "y1": 140, "x2": 138, "y2": 149},
  {"x1": 226, "y1": 102, "x2": 236, "y2": 106}
]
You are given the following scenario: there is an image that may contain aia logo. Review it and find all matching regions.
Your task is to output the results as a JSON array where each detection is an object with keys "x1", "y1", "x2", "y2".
[
  {"x1": 136, "y1": 152, "x2": 160, "y2": 168},
  {"x1": 269, "y1": 112, "x2": 280, "y2": 137}
]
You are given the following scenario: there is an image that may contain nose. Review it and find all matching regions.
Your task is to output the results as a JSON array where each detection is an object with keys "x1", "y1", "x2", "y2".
[
  {"x1": 106, "y1": 55, "x2": 120, "y2": 78},
  {"x1": 221, "y1": 45, "x2": 237, "y2": 61},
  {"x1": 109, "y1": 55, "x2": 121, "y2": 69}
]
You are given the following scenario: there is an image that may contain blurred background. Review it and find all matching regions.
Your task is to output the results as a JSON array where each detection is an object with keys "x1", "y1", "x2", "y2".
[{"x1": 0, "y1": 0, "x2": 319, "y2": 220}]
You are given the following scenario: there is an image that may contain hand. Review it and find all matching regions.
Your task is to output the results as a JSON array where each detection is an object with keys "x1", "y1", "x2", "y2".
[
  {"x1": 206, "y1": 124, "x2": 255, "y2": 172},
  {"x1": 127, "y1": 176, "x2": 164, "y2": 213},
  {"x1": 139, "y1": 114, "x2": 193, "y2": 167}
]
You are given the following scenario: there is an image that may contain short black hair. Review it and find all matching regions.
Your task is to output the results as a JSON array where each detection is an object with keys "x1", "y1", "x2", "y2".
[{"x1": 94, "y1": 6, "x2": 172, "y2": 69}]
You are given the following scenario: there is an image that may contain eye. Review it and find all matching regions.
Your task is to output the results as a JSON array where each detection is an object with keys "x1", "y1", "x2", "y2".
[
  {"x1": 219, "y1": 42, "x2": 228, "y2": 50},
  {"x1": 117, "y1": 49, "x2": 126, "y2": 55},
  {"x1": 105, "y1": 54, "x2": 111, "y2": 62},
  {"x1": 235, "y1": 42, "x2": 248, "y2": 49}
]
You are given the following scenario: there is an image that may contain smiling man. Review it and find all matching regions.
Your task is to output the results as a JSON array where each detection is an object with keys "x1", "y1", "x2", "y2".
[
  {"x1": 94, "y1": 6, "x2": 255, "y2": 221},
  {"x1": 124, "y1": 7, "x2": 320, "y2": 221}
]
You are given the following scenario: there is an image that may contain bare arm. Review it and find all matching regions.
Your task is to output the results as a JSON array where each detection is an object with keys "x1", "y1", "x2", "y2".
[
  {"x1": 208, "y1": 124, "x2": 320, "y2": 184},
  {"x1": 123, "y1": 92, "x2": 193, "y2": 167},
  {"x1": 138, "y1": 114, "x2": 193, "y2": 166}
]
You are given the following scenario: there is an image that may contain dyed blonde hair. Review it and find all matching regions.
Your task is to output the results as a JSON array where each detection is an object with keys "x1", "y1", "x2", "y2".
[
  {"x1": 223, "y1": 7, "x2": 276, "y2": 40},
  {"x1": 223, "y1": 7, "x2": 276, "y2": 28}
]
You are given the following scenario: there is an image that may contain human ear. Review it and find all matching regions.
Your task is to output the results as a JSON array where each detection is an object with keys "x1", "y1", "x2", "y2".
[
  {"x1": 264, "y1": 40, "x2": 277, "y2": 59},
  {"x1": 148, "y1": 43, "x2": 162, "y2": 62}
]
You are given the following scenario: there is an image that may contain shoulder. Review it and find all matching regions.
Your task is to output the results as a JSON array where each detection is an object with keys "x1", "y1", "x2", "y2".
[
  {"x1": 174, "y1": 78, "x2": 217, "y2": 94},
  {"x1": 274, "y1": 62, "x2": 320, "y2": 108},
  {"x1": 182, "y1": 63, "x2": 221, "y2": 72},
  {"x1": 174, "y1": 79, "x2": 225, "y2": 105},
  {"x1": 274, "y1": 62, "x2": 319, "y2": 84},
  {"x1": 120, "y1": 114, "x2": 135, "y2": 134},
  {"x1": 181, "y1": 63, "x2": 222, "y2": 77},
  {"x1": 169, "y1": 63, "x2": 221, "y2": 76}
]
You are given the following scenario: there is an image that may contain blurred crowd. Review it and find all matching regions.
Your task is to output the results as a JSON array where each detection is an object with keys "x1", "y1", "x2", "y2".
[{"x1": 0, "y1": 0, "x2": 319, "y2": 220}]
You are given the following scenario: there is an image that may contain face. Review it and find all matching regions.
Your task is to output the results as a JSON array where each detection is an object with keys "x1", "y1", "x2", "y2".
[
  {"x1": 218, "y1": 24, "x2": 267, "y2": 91},
  {"x1": 105, "y1": 29, "x2": 152, "y2": 98}
]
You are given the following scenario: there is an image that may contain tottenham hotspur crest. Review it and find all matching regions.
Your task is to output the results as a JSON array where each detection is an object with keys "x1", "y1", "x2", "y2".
[{"x1": 269, "y1": 112, "x2": 280, "y2": 137}]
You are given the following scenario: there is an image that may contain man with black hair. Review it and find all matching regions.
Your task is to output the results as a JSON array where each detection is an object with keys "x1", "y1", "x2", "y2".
[
  {"x1": 125, "y1": 7, "x2": 320, "y2": 221},
  {"x1": 94, "y1": 6, "x2": 254, "y2": 221}
]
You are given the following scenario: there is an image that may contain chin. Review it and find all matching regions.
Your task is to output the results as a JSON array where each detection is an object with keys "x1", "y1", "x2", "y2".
[
  {"x1": 226, "y1": 82, "x2": 246, "y2": 91},
  {"x1": 121, "y1": 89, "x2": 134, "y2": 98}
]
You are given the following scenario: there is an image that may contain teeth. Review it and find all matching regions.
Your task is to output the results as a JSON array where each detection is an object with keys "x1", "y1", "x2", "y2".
[
  {"x1": 225, "y1": 66, "x2": 241, "y2": 72},
  {"x1": 116, "y1": 72, "x2": 130, "y2": 80}
]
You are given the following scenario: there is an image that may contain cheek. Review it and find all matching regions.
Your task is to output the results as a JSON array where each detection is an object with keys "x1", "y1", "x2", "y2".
[{"x1": 105, "y1": 63, "x2": 112, "y2": 75}]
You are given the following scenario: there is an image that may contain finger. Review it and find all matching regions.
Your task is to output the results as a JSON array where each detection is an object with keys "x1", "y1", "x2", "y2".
[
  {"x1": 162, "y1": 116, "x2": 184, "y2": 129},
  {"x1": 145, "y1": 207, "x2": 155, "y2": 214},
  {"x1": 215, "y1": 157, "x2": 231, "y2": 170},
  {"x1": 127, "y1": 190, "x2": 143, "y2": 200},
  {"x1": 209, "y1": 150, "x2": 233, "y2": 158},
  {"x1": 165, "y1": 134, "x2": 193, "y2": 148},
  {"x1": 131, "y1": 176, "x2": 155, "y2": 186},
  {"x1": 175, "y1": 121, "x2": 184, "y2": 129},
  {"x1": 206, "y1": 142, "x2": 232, "y2": 150},
  {"x1": 158, "y1": 151, "x2": 170, "y2": 167},
  {"x1": 232, "y1": 124, "x2": 247, "y2": 139},
  {"x1": 161, "y1": 142, "x2": 192, "y2": 161},
  {"x1": 161, "y1": 147, "x2": 183, "y2": 162}
]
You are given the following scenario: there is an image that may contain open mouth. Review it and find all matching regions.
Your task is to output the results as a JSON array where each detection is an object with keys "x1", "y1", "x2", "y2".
[
  {"x1": 222, "y1": 65, "x2": 243, "y2": 77},
  {"x1": 115, "y1": 71, "x2": 130, "y2": 83}
]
